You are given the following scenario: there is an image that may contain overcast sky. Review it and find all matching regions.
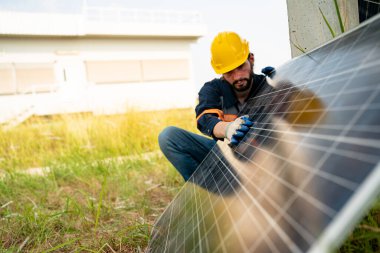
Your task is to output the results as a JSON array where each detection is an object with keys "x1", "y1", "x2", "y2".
[{"x1": 0, "y1": 0, "x2": 291, "y2": 89}]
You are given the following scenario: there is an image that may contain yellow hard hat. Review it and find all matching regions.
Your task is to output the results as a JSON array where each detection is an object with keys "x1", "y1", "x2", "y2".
[{"x1": 210, "y1": 31, "x2": 249, "y2": 74}]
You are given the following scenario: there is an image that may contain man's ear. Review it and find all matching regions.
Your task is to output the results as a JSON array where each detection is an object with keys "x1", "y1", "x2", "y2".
[{"x1": 249, "y1": 53, "x2": 254, "y2": 66}]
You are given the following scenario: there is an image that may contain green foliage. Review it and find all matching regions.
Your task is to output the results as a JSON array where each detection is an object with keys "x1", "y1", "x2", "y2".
[
  {"x1": 339, "y1": 199, "x2": 380, "y2": 253},
  {"x1": 0, "y1": 108, "x2": 193, "y2": 252},
  {"x1": 319, "y1": 0, "x2": 346, "y2": 38},
  {"x1": 290, "y1": 41, "x2": 307, "y2": 54},
  {"x1": 293, "y1": 0, "x2": 347, "y2": 54},
  {"x1": 333, "y1": 0, "x2": 345, "y2": 33},
  {"x1": 319, "y1": 7, "x2": 336, "y2": 38},
  {"x1": 0, "y1": 109, "x2": 197, "y2": 170},
  {"x1": 0, "y1": 108, "x2": 378, "y2": 252}
]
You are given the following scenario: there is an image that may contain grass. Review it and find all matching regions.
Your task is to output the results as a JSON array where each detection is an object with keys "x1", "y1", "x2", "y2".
[
  {"x1": 0, "y1": 108, "x2": 379, "y2": 252},
  {"x1": 0, "y1": 108, "x2": 197, "y2": 252},
  {"x1": 319, "y1": 0, "x2": 346, "y2": 39},
  {"x1": 339, "y1": 199, "x2": 380, "y2": 253}
]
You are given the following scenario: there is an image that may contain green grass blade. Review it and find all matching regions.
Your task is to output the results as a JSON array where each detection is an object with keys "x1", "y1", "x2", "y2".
[
  {"x1": 319, "y1": 7, "x2": 336, "y2": 38},
  {"x1": 42, "y1": 238, "x2": 79, "y2": 253},
  {"x1": 94, "y1": 175, "x2": 107, "y2": 231},
  {"x1": 334, "y1": 0, "x2": 345, "y2": 33},
  {"x1": 290, "y1": 40, "x2": 306, "y2": 54}
]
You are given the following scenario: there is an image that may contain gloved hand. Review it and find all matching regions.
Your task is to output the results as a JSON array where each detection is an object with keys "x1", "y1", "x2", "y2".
[
  {"x1": 225, "y1": 115, "x2": 253, "y2": 146},
  {"x1": 261, "y1": 66, "x2": 276, "y2": 78}
]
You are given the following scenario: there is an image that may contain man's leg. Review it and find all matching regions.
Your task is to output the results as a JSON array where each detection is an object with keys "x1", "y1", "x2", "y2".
[{"x1": 158, "y1": 126, "x2": 216, "y2": 181}]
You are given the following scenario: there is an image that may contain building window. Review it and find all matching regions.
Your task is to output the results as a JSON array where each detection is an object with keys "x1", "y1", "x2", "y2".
[
  {"x1": 0, "y1": 63, "x2": 15, "y2": 94},
  {"x1": 142, "y1": 59, "x2": 189, "y2": 81},
  {"x1": 85, "y1": 60, "x2": 142, "y2": 84},
  {"x1": 15, "y1": 63, "x2": 56, "y2": 93},
  {"x1": 85, "y1": 59, "x2": 190, "y2": 84}
]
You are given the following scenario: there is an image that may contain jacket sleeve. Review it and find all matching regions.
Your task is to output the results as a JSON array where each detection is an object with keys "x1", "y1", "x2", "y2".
[{"x1": 195, "y1": 80, "x2": 223, "y2": 138}]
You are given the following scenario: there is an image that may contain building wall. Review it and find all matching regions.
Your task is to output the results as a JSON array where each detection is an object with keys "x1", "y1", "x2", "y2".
[
  {"x1": 286, "y1": 0, "x2": 359, "y2": 58},
  {"x1": 0, "y1": 37, "x2": 198, "y2": 122}
]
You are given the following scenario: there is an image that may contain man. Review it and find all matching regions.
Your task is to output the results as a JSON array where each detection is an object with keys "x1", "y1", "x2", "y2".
[{"x1": 159, "y1": 31, "x2": 274, "y2": 181}]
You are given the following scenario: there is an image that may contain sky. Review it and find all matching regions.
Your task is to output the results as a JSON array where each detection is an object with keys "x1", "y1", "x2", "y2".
[{"x1": 0, "y1": 0, "x2": 292, "y2": 89}]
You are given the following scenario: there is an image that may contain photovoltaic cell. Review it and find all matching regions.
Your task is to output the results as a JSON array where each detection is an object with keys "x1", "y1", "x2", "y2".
[
  {"x1": 359, "y1": 0, "x2": 380, "y2": 22},
  {"x1": 148, "y1": 14, "x2": 380, "y2": 253}
]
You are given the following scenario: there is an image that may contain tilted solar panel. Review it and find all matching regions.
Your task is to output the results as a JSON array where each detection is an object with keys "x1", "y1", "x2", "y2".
[
  {"x1": 148, "y1": 14, "x2": 380, "y2": 253},
  {"x1": 359, "y1": 0, "x2": 380, "y2": 23}
]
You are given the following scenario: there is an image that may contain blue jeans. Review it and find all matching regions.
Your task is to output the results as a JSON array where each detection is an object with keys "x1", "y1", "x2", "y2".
[{"x1": 158, "y1": 126, "x2": 216, "y2": 181}]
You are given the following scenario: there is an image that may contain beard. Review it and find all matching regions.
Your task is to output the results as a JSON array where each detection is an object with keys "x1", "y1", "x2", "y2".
[{"x1": 232, "y1": 73, "x2": 254, "y2": 92}]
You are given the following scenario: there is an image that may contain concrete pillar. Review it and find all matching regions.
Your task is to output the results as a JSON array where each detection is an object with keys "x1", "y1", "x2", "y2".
[{"x1": 287, "y1": 0, "x2": 359, "y2": 58}]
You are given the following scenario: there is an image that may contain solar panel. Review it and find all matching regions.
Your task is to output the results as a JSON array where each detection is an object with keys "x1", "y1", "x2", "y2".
[
  {"x1": 359, "y1": 0, "x2": 380, "y2": 23},
  {"x1": 148, "y1": 14, "x2": 380, "y2": 253}
]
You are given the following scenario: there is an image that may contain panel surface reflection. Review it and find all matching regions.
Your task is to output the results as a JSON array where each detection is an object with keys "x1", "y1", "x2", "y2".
[{"x1": 148, "y1": 16, "x2": 380, "y2": 253}]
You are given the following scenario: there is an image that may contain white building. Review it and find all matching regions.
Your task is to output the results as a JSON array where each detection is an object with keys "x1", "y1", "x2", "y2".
[{"x1": 0, "y1": 7, "x2": 206, "y2": 126}]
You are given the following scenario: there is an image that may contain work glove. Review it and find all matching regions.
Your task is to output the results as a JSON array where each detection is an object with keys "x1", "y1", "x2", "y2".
[
  {"x1": 225, "y1": 115, "x2": 253, "y2": 146},
  {"x1": 261, "y1": 66, "x2": 276, "y2": 78}
]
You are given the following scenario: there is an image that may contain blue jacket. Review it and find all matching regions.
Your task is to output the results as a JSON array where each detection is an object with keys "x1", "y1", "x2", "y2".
[{"x1": 195, "y1": 74, "x2": 273, "y2": 139}]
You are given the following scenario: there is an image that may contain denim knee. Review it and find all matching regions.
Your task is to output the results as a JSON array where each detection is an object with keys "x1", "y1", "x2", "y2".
[{"x1": 158, "y1": 126, "x2": 178, "y2": 153}]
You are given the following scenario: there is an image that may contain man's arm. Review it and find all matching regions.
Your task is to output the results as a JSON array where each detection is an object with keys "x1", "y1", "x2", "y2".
[
  {"x1": 212, "y1": 121, "x2": 229, "y2": 139},
  {"x1": 195, "y1": 80, "x2": 224, "y2": 138},
  {"x1": 196, "y1": 79, "x2": 253, "y2": 144}
]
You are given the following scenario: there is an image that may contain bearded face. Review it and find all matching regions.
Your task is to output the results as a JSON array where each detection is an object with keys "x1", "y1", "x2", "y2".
[
  {"x1": 223, "y1": 60, "x2": 254, "y2": 93},
  {"x1": 232, "y1": 72, "x2": 254, "y2": 92}
]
